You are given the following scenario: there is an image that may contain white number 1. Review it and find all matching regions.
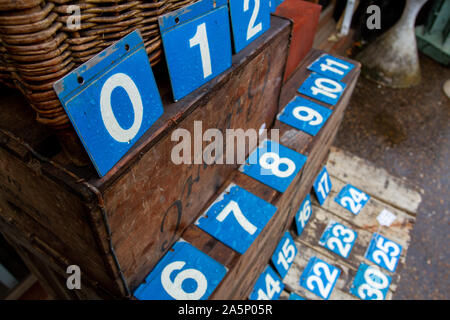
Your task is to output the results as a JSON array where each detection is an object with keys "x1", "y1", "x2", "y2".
[
  {"x1": 317, "y1": 171, "x2": 330, "y2": 199},
  {"x1": 189, "y1": 23, "x2": 212, "y2": 79}
]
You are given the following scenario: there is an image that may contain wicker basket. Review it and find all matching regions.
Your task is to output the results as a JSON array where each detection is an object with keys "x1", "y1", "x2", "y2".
[{"x1": 0, "y1": 0, "x2": 195, "y2": 131}]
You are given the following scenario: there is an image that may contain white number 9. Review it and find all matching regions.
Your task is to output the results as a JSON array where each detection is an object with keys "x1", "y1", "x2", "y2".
[
  {"x1": 161, "y1": 261, "x2": 208, "y2": 300},
  {"x1": 292, "y1": 106, "x2": 323, "y2": 126},
  {"x1": 259, "y1": 152, "x2": 296, "y2": 178}
]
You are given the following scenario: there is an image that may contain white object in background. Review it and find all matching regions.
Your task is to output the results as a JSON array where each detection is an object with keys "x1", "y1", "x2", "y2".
[
  {"x1": 377, "y1": 209, "x2": 397, "y2": 227},
  {"x1": 339, "y1": 0, "x2": 357, "y2": 36},
  {"x1": 0, "y1": 263, "x2": 18, "y2": 289}
]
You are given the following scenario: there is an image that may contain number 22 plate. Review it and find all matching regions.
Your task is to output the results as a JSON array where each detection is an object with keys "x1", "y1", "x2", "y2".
[
  {"x1": 300, "y1": 256, "x2": 341, "y2": 300},
  {"x1": 134, "y1": 240, "x2": 227, "y2": 300}
]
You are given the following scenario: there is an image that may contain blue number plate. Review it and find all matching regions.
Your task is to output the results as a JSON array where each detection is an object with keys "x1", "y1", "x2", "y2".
[
  {"x1": 289, "y1": 292, "x2": 305, "y2": 300},
  {"x1": 271, "y1": 231, "x2": 297, "y2": 278},
  {"x1": 334, "y1": 184, "x2": 370, "y2": 215},
  {"x1": 249, "y1": 265, "x2": 284, "y2": 300},
  {"x1": 365, "y1": 233, "x2": 402, "y2": 273},
  {"x1": 134, "y1": 240, "x2": 227, "y2": 300},
  {"x1": 196, "y1": 184, "x2": 277, "y2": 254},
  {"x1": 298, "y1": 73, "x2": 346, "y2": 106},
  {"x1": 229, "y1": 0, "x2": 270, "y2": 53},
  {"x1": 53, "y1": 30, "x2": 164, "y2": 177},
  {"x1": 299, "y1": 256, "x2": 341, "y2": 300},
  {"x1": 240, "y1": 139, "x2": 307, "y2": 193},
  {"x1": 159, "y1": 0, "x2": 232, "y2": 101},
  {"x1": 278, "y1": 96, "x2": 333, "y2": 136},
  {"x1": 350, "y1": 263, "x2": 392, "y2": 300},
  {"x1": 295, "y1": 194, "x2": 312, "y2": 236},
  {"x1": 307, "y1": 54, "x2": 355, "y2": 81},
  {"x1": 318, "y1": 221, "x2": 357, "y2": 259},
  {"x1": 313, "y1": 166, "x2": 332, "y2": 205}
]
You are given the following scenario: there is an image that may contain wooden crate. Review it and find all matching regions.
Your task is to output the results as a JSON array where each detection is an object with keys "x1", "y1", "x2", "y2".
[
  {"x1": 0, "y1": 16, "x2": 291, "y2": 299},
  {"x1": 0, "y1": 15, "x2": 361, "y2": 299}
]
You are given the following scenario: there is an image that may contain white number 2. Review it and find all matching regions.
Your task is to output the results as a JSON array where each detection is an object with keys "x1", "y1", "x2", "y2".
[
  {"x1": 244, "y1": 0, "x2": 262, "y2": 41},
  {"x1": 216, "y1": 200, "x2": 257, "y2": 235},
  {"x1": 340, "y1": 187, "x2": 368, "y2": 214},
  {"x1": 306, "y1": 262, "x2": 339, "y2": 299},
  {"x1": 189, "y1": 23, "x2": 212, "y2": 79},
  {"x1": 161, "y1": 261, "x2": 208, "y2": 300},
  {"x1": 326, "y1": 224, "x2": 355, "y2": 257}
]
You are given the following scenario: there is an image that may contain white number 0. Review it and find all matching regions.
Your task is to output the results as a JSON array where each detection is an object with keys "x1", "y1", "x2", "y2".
[{"x1": 100, "y1": 73, "x2": 143, "y2": 143}]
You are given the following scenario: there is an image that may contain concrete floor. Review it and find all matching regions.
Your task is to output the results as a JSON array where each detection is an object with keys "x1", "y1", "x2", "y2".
[{"x1": 334, "y1": 53, "x2": 449, "y2": 300}]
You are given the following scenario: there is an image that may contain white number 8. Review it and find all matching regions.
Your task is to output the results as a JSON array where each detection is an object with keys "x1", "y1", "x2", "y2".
[
  {"x1": 259, "y1": 152, "x2": 296, "y2": 178},
  {"x1": 292, "y1": 106, "x2": 323, "y2": 126},
  {"x1": 161, "y1": 261, "x2": 208, "y2": 300}
]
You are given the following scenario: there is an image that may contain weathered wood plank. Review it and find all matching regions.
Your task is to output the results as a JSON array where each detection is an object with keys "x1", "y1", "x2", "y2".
[
  {"x1": 327, "y1": 147, "x2": 422, "y2": 215},
  {"x1": 283, "y1": 148, "x2": 418, "y2": 300},
  {"x1": 312, "y1": 176, "x2": 415, "y2": 248}
]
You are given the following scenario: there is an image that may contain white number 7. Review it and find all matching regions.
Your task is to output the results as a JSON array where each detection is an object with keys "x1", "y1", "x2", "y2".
[
  {"x1": 317, "y1": 171, "x2": 330, "y2": 198},
  {"x1": 216, "y1": 200, "x2": 257, "y2": 235}
]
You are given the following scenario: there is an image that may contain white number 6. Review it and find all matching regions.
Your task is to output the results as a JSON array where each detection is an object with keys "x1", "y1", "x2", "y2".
[{"x1": 161, "y1": 261, "x2": 208, "y2": 300}]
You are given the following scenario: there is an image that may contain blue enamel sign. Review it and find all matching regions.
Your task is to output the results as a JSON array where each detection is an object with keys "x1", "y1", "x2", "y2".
[
  {"x1": 313, "y1": 166, "x2": 332, "y2": 206},
  {"x1": 334, "y1": 184, "x2": 370, "y2": 215},
  {"x1": 53, "y1": 30, "x2": 164, "y2": 177},
  {"x1": 289, "y1": 292, "x2": 305, "y2": 300},
  {"x1": 159, "y1": 0, "x2": 232, "y2": 101},
  {"x1": 295, "y1": 194, "x2": 312, "y2": 236},
  {"x1": 350, "y1": 263, "x2": 392, "y2": 300},
  {"x1": 299, "y1": 256, "x2": 340, "y2": 300},
  {"x1": 196, "y1": 184, "x2": 277, "y2": 254},
  {"x1": 134, "y1": 240, "x2": 227, "y2": 300},
  {"x1": 249, "y1": 265, "x2": 284, "y2": 300},
  {"x1": 365, "y1": 233, "x2": 402, "y2": 273},
  {"x1": 278, "y1": 96, "x2": 333, "y2": 136},
  {"x1": 271, "y1": 231, "x2": 297, "y2": 278},
  {"x1": 229, "y1": 0, "x2": 270, "y2": 53},
  {"x1": 318, "y1": 221, "x2": 357, "y2": 259},
  {"x1": 308, "y1": 54, "x2": 355, "y2": 81},
  {"x1": 298, "y1": 73, "x2": 346, "y2": 106},
  {"x1": 240, "y1": 139, "x2": 308, "y2": 193}
]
